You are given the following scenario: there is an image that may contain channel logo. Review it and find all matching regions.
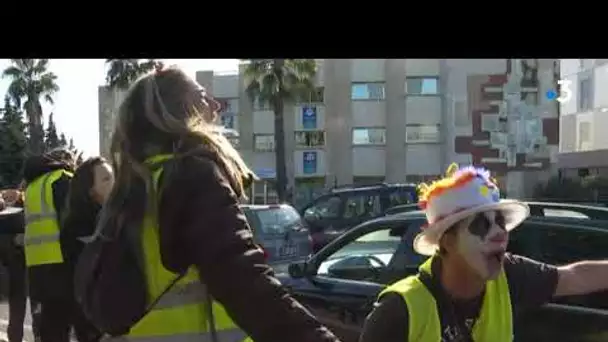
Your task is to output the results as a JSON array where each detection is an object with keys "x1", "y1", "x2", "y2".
[{"x1": 545, "y1": 80, "x2": 572, "y2": 104}]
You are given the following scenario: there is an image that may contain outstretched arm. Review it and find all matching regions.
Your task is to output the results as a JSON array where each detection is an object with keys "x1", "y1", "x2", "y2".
[
  {"x1": 555, "y1": 260, "x2": 608, "y2": 297},
  {"x1": 159, "y1": 154, "x2": 341, "y2": 342}
]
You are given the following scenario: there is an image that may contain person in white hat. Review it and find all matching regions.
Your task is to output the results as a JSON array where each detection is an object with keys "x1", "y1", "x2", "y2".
[{"x1": 360, "y1": 163, "x2": 608, "y2": 342}]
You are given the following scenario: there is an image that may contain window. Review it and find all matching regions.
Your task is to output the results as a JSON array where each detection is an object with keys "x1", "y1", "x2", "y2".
[
  {"x1": 352, "y1": 128, "x2": 386, "y2": 145},
  {"x1": 298, "y1": 87, "x2": 325, "y2": 103},
  {"x1": 405, "y1": 124, "x2": 440, "y2": 143},
  {"x1": 303, "y1": 195, "x2": 342, "y2": 220},
  {"x1": 343, "y1": 193, "x2": 382, "y2": 219},
  {"x1": 220, "y1": 114, "x2": 235, "y2": 129},
  {"x1": 254, "y1": 134, "x2": 274, "y2": 151},
  {"x1": 578, "y1": 121, "x2": 591, "y2": 150},
  {"x1": 249, "y1": 206, "x2": 304, "y2": 235},
  {"x1": 316, "y1": 227, "x2": 404, "y2": 282},
  {"x1": 406, "y1": 77, "x2": 440, "y2": 95},
  {"x1": 221, "y1": 98, "x2": 239, "y2": 113},
  {"x1": 312, "y1": 87, "x2": 324, "y2": 102},
  {"x1": 351, "y1": 83, "x2": 386, "y2": 100},
  {"x1": 254, "y1": 98, "x2": 272, "y2": 111},
  {"x1": 295, "y1": 131, "x2": 325, "y2": 148},
  {"x1": 578, "y1": 78, "x2": 592, "y2": 111},
  {"x1": 388, "y1": 188, "x2": 417, "y2": 207}
]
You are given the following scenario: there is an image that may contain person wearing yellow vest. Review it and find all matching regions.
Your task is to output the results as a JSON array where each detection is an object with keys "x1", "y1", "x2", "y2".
[
  {"x1": 360, "y1": 164, "x2": 608, "y2": 342},
  {"x1": 96, "y1": 66, "x2": 341, "y2": 342},
  {"x1": 22, "y1": 148, "x2": 77, "y2": 342}
]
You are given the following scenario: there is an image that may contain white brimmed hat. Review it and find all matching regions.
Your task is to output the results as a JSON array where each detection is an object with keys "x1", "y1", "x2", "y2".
[{"x1": 413, "y1": 164, "x2": 530, "y2": 256}]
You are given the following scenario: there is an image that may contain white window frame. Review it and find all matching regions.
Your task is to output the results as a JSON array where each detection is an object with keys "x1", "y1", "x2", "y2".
[
  {"x1": 254, "y1": 134, "x2": 275, "y2": 151},
  {"x1": 295, "y1": 130, "x2": 325, "y2": 149},
  {"x1": 405, "y1": 124, "x2": 441, "y2": 143},
  {"x1": 351, "y1": 83, "x2": 386, "y2": 100},
  {"x1": 405, "y1": 77, "x2": 440, "y2": 95},
  {"x1": 352, "y1": 127, "x2": 386, "y2": 146},
  {"x1": 578, "y1": 77, "x2": 592, "y2": 112}
]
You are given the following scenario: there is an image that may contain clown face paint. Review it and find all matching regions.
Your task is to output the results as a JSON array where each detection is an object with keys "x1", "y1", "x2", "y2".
[{"x1": 455, "y1": 210, "x2": 509, "y2": 280}]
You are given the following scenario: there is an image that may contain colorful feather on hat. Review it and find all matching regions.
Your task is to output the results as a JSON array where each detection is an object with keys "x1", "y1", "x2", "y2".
[{"x1": 418, "y1": 163, "x2": 499, "y2": 210}]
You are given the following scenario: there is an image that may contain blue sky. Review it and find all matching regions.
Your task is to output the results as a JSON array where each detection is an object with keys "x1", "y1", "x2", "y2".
[{"x1": 0, "y1": 59, "x2": 240, "y2": 157}]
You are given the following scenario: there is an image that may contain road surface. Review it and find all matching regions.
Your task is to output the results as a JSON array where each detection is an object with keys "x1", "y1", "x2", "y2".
[{"x1": 0, "y1": 300, "x2": 35, "y2": 342}]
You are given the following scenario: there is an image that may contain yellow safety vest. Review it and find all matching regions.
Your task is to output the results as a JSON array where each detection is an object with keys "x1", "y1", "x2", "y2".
[
  {"x1": 379, "y1": 256, "x2": 513, "y2": 342},
  {"x1": 115, "y1": 154, "x2": 252, "y2": 342},
  {"x1": 24, "y1": 169, "x2": 73, "y2": 267}
]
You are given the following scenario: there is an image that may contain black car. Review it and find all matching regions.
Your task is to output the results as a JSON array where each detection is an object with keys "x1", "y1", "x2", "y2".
[
  {"x1": 300, "y1": 183, "x2": 418, "y2": 252},
  {"x1": 386, "y1": 201, "x2": 608, "y2": 222},
  {"x1": 279, "y1": 210, "x2": 608, "y2": 342}
]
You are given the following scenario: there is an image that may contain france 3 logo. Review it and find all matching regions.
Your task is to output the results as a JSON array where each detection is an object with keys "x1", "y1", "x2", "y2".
[{"x1": 545, "y1": 80, "x2": 572, "y2": 104}]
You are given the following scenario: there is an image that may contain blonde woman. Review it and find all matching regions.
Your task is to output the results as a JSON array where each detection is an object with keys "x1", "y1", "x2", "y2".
[{"x1": 96, "y1": 66, "x2": 340, "y2": 342}]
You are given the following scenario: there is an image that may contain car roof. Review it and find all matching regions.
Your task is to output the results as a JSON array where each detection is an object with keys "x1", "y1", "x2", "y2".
[
  {"x1": 366, "y1": 202, "x2": 608, "y2": 227},
  {"x1": 329, "y1": 183, "x2": 417, "y2": 194},
  {"x1": 525, "y1": 201, "x2": 608, "y2": 211},
  {"x1": 240, "y1": 203, "x2": 296, "y2": 210}
]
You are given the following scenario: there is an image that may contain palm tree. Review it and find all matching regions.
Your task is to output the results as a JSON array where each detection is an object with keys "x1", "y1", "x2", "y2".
[
  {"x1": 242, "y1": 59, "x2": 317, "y2": 202},
  {"x1": 2, "y1": 59, "x2": 59, "y2": 154},
  {"x1": 105, "y1": 59, "x2": 164, "y2": 89}
]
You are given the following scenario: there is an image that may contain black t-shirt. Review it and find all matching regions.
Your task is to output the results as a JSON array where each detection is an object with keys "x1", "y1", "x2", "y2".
[{"x1": 359, "y1": 253, "x2": 559, "y2": 342}]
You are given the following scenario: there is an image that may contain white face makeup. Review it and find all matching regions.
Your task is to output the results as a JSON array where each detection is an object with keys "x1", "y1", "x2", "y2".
[{"x1": 455, "y1": 210, "x2": 509, "y2": 280}]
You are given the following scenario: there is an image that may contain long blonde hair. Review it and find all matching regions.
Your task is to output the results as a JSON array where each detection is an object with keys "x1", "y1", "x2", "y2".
[{"x1": 105, "y1": 66, "x2": 254, "y2": 229}]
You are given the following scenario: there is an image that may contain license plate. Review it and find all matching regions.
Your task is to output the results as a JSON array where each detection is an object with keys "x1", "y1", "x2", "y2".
[{"x1": 279, "y1": 243, "x2": 298, "y2": 257}]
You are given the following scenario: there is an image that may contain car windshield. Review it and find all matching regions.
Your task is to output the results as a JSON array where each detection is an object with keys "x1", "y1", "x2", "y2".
[
  {"x1": 317, "y1": 228, "x2": 403, "y2": 274},
  {"x1": 254, "y1": 206, "x2": 304, "y2": 234}
]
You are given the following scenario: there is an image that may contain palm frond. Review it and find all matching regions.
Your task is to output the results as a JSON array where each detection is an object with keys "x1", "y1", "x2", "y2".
[
  {"x1": 105, "y1": 59, "x2": 158, "y2": 89},
  {"x1": 32, "y1": 59, "x2": 50, "y2": 75},
  {"x1": 2, "y1": 66, "x2": 24, "y2": 79}
]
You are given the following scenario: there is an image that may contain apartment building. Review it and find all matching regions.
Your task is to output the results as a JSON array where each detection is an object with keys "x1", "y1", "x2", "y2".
[
  {"x1": 196, "y1": 59, "x2": 559, "y2": 202},
  {"x1": 558, "y1": 59, "x2": 608, "y2": 178},
  {"x1": 98, "y1": 59, "x2": 559, "y2": 203}
]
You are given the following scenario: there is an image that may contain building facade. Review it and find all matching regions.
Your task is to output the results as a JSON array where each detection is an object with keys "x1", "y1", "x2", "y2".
[
  {"x1": 558, "y1": 59, "x2": 608, "y2": 178},
  {"x1": 98, "y1": 59, "x2": 559, "y2": 204}
]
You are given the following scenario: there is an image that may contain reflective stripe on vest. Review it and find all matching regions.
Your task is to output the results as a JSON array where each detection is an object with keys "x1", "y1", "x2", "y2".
[
  {"x1": 379, "y1": 256, "x2": 513, "y2": 342},
  {"x1": 107, "y1": 329, "x2": 251, "y2": 342},
  {"x1": 24, "y1": 170, "x2": 73, "y2": 267},
  {"x1": 120, "y1": 154, "x2": 251, "y2": 342}
]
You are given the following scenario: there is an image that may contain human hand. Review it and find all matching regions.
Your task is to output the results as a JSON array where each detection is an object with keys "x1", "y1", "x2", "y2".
[{"x1": 0, "y1": 189, "x2": 21, "y2": 207}]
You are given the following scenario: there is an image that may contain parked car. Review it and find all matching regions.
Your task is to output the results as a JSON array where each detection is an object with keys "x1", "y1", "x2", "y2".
[
  {"x1": 299, "y1": 183, "x2": 418, "y2": 252},
  {"x1": 386, "y1": 201, "x2": 608, "y2": 221},
  {"x1": 278, "y1": 211, "x2": 608, "y2": 342},
  {"x1": 241, "y1": 204, "x2": 312, "y2": 268}
]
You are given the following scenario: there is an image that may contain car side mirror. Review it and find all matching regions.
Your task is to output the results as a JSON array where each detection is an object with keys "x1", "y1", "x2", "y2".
[{"x1": 288, "y1": 262, "x2": 308, "y2": 279}]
